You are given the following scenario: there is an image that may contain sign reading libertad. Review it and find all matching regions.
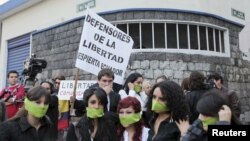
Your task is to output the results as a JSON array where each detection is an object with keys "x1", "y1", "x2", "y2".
[{"x1": 75, "y1": 10, "x2": 134, "y2": 84}]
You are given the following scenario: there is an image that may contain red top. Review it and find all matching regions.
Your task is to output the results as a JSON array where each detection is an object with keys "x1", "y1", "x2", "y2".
[{"x1": 0, "y1": 84, "x2": 25, "y2": 118}]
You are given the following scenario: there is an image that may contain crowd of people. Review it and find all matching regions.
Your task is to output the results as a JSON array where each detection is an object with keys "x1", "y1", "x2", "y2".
[{"x1": 0, "y1": 69, "x2": 242, "y2": 141}]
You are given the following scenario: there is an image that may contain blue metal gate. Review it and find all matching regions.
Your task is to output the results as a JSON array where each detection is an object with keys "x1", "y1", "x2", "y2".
[{"x1": 7, "y1": 33, "x2": 30, "y2": 84}]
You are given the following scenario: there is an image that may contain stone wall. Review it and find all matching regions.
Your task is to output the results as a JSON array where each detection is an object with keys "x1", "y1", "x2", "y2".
[{"x1": 32, "y1": 10, "x2": 250, "y2": 124}]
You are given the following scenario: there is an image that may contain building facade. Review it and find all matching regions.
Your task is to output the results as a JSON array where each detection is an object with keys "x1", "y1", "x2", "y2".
[{"x1": 0, "y1": 0, "x2": 250, "y2": 123}]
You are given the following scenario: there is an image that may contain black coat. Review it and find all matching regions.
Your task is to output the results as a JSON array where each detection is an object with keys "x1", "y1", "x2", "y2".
[
  {"x1": 0, "y1": 116, "x2": 55, "y2": 141},
  {"x1": 46, "y1": 94, "x2": 59, "y2": 139},
  {"x1": 147, "y1": 115, "x2": 180, "y2": 141},
  {"x1": 186, "y1": 90, "x2": 207, "y2": 123}
]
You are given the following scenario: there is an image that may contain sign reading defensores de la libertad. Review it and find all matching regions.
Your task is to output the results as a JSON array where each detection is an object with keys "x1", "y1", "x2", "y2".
[{"x1": 75, "y1": 9, "x2": 134, "y2": 85}]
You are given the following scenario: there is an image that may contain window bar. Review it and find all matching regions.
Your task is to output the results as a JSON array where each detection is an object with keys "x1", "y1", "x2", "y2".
[
  {"x1": 197, "y1": 26, "x2": 200, "y2": 50},
  {"x1": 139, "y1": 23, "x2": 142, "y2": 49},
  {"x1": 165, "y1": 23, "x2": 167, "y2": 49},
  {"x1": 219, "y1": 30, "x2": 222, "y2": 53},
  {"x1": 206, "y1": 27, "x2": 209, "y2": 51},
  {"x1": 213, "y1": 28, "x2": 216, "y2": 51},
  {"x1": 187, "y1": 24, "x2": 190, "y2": 50},
  {"x1": 152, "y1": 23, "x2": 155, "y2": 49},
  {"x1": 176, "y1": 23, "x2": 179, "y2": 49}
]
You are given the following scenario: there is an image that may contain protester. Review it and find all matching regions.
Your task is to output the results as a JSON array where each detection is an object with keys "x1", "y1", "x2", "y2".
[
  {"x1": 0, "y1": 70, "x2": 25, "y2": 119},
  {"x1": 0, "y1": 86, "x2": 54, "y2": 141},
  {"x1": 208, "y1": 73, "x2": 241, "y2": 118},
  {"x1": 119, "y1": 73, "x2": 144, "y2": 110},
  {"x1": 155, "y1": 75, "x2": 169, "y2": 83},
  {"x1": 181, "y1": 77, "x2": 190, "y2": 95},
  {"x1": 117, "y1": 96, "x2": 149, "y2": 141},
  {"x1": 72, "y1": 69, "x2": 121, "y2": 114},
  {"x1": 177, "y1": 89, "x2": 241, "y2": 141},
  {"x1": 54, "y1": 75, "x2": 69, "y2": 141},
  {"x1": 66, "y1": 88, "x2": 119, "y2": 141},
  {"x1": 146, "y1": 80, "x2": 190, "y2": 141},
  {"x1": 40, "y1": 81, "x2": 59, "y2": 140},
  {"x1": 186, "y1": 71, "x2": 207, "y2": 123}
]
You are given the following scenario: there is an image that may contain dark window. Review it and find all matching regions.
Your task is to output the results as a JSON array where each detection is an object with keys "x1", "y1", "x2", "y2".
[
  {"x1": 199, "y1": 26, "x2": 207, "y2": 50},
  {"x1": 190, "y1": 25, "x2": 198, "y2": 50},
  {"x1": 221, "y1": 31, "x2": 225, "y2": 53},
  {"x1": 117, "y1": 22, "x2": 225, "y2": 54},
  {"x1": 215, "y1": 29, "x2": 220, "y2": 52},
  {"x1": 129, "y1": 23, "x2": 140, "y2": 49},
  {"x1": 117, "y1": 24, "x2": 127, "y2": 33},
  {"x1": 167, "y1": 24, "x2": 177, "y2": 48},
  {"x1": 141, "y1": 23, "x2": 152, "y2": 49},
  {"x1": 179, "y1": 24, "x2": 188, "y2": 49},
  {"x1": 154, "y1": 23, "x2": 165, "y2": 48},
  {"x1": 208, "y1": 27, "x2": 214, "y2": 51}
]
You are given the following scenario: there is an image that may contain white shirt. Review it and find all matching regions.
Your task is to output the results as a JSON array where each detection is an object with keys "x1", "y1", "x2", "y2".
[
  {"x1": 123, "y1": 127, "x2": 149, "y2": 141},
  {"x1": 119, "y1": 89, "x2": 145, "y2": 111}
]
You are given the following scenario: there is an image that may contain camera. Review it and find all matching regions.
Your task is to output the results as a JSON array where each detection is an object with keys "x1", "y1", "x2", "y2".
[
  {"x1": 204, "y1": 77, "x2": 216, "y2": 90},
  {"x1": 20, "y1": 54, "x2": 47, "y2": 91}
]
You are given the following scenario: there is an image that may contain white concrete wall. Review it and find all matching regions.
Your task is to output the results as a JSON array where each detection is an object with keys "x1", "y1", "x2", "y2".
[{"x1": 0, "y1": 0, "x2": 248, "y2": 88}]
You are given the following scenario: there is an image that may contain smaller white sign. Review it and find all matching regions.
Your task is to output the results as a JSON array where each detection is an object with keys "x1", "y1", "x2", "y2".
[{"x1": 58, "y1": 80, "x2": 96, "y2": 100}]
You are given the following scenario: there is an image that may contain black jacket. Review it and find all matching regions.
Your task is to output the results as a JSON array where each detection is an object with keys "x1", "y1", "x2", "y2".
[
  {"x1": 46, "y1": 94, "x2": 59, "y2": 139},
  {"x1": 220, "y1": 87, "x2": 241, "y2": 118},
  {"x1": 147, "y1": 115, "x2": 180, "y2": 141},
  {"x1": 186, "y1": 90, "x2": 207, "y2": 123},
  {"x1": 0, "y1": 116, "x2": 55, "y2": 141},
  {"x1": 66, "y1": 112, "x2": 119, "y2": 141},
  {"x1": 181, "y1": 119, "x2": 230, "y2": 141}
]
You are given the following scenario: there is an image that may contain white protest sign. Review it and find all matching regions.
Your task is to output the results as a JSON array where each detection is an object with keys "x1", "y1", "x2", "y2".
[
  {"x1": 75, "y1": 9, "x2": 134, "y2": 84},
  {"x1": 58, "y1": 80, "x2": 96, "y2": 100}
]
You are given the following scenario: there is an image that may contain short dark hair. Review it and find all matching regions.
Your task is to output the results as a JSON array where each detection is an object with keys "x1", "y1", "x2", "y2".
[
  {"x1": 97, "y1": 69, "x2": 114, "y2": 80},
  {"x1": 196, "y1": 89, "x2": 228, "y2": 117},
  {"x1": 208, "y1": 73, "x2": 223, "y2": 84},
  {"x1": 189, "y1": 71, "x2": 205, "y2": 91},
  {"x1": 54, "y1": 75, "x2": 65, "y2": 81},
  {"x1": 7, "y1": 70, "x2": 19, "y2": 78}
]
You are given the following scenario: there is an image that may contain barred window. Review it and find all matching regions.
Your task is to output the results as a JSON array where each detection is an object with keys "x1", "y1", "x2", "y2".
[{"x1": 115, "y1": 21, "x2": 228, "y2": 56}]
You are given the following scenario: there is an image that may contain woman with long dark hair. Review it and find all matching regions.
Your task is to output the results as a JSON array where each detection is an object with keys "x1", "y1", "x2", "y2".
[
  {"x1": 119, "y1": 73, "x2": 144, "y2": 110},
  {"x1": 66, "y1": 87, "x2": 119, "y2": 141},
  {"x1": 146, "y1": 80, "x2": 190, "y2": 141},
  {"x1": 117, "y1": 96, "x2": 149, "y2": 141},
  {"x1": 0, "y1": 86, "x2": 54, "y2": 141}
]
